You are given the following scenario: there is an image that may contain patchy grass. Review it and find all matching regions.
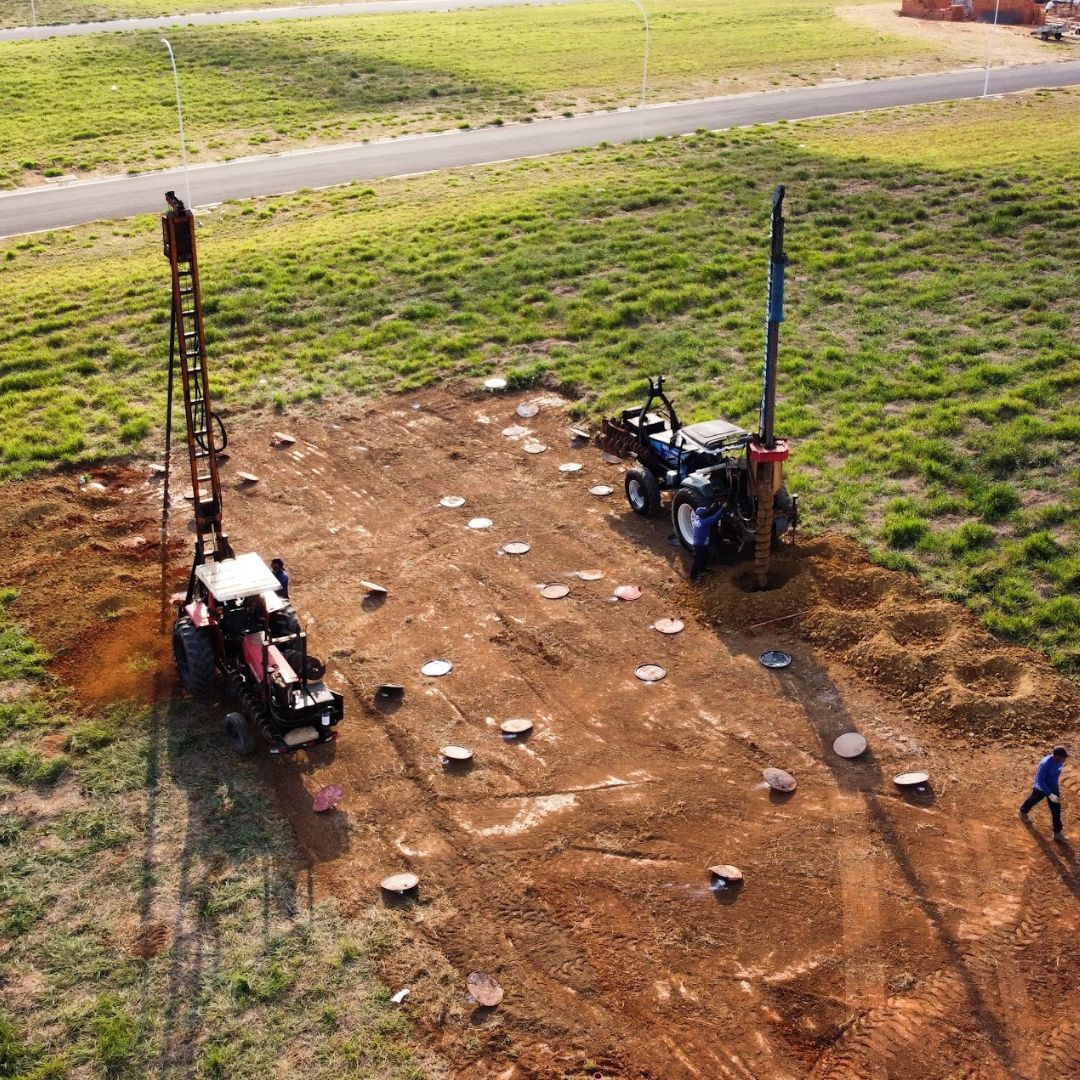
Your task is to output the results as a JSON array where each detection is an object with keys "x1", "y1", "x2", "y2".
[
  {"x1": 0, "y1": 598, "x2": 444, "y2": 1077},
  {"x1": 0, "y1": 0, "x2": 345, "y2": 27},
  {"x1": 1, "y1": 90, "x2": 1079, "y2": 672},
  {"x1": 2, "y1": 0, "x2": 944, "y2": 187}
]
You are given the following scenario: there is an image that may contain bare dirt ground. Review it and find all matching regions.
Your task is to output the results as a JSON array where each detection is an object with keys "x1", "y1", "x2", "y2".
[
  {"x1": 837, "y1": 3, "x2": 1077, "y2": 66},
  {"x1": 5, "y1": 387, "x2": 1080, "y2": 1079}
]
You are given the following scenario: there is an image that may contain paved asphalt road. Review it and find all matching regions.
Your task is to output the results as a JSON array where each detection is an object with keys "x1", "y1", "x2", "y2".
[
  {"x1": 0, "y1": 0, "x2": 578, "y2": 40},
  {"x1": 3, "y1": 61, "x2": 1078, "y2": 238}
]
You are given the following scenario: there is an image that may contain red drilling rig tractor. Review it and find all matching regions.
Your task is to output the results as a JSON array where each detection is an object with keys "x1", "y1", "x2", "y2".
[{"x1": 162, "y1": 193, "x2": 344, "y2": 755}]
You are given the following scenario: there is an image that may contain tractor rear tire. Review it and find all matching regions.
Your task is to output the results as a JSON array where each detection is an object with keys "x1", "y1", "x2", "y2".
[
  {"x1": 672, "y1": 488, "x2": 710, "y2": 551},
  {"x1": 625, "y1": 467, "x2": 662, "y2": 517},
  {"x1": 224, "y1": 711, "x2": 255, "y2": 756},
  {"x1": 172, "y1": 616, "x2": 216, "y2": 699}
]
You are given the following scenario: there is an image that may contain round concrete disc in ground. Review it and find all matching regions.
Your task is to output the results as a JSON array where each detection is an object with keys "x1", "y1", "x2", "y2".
[
  {"x1": 559, "y1": 462, "x2": 583, "y2": 473},
  {"x1": 517, "y1": 402, "x2": 540, "y2": 418},
  {"x1": 149, "y1": 463, "x2": 167, "y2": 475},
  {"x1": 360, "y1": 579, "x2": 387, "y2": 594},
  {"x1": 709, "y1": 864, "x2": 743, "y2": 884},
  {"x1": 467, "y1": 971, "x2": 504, "y2": 1007},
  {"x1": 468, "y1": 517, "x2": 493, "y2": 529},
  {"x1": 540, "y1": 583, "x2": 570, "y2": 599},
  {"x1": 635, "y1": 664, "x2": 667, "y2": 683},
  {"x1": 833, "y1": 732, "x2": 868, "y2": 759},
  {"x1": 182, "y1": 488, "x2": 195, "y2": 500},
  {"x1": 893, "y1": 771, "x2": 930, "y2": 788},
  {"x1": 502, "y1": 425, "x2": 528, "y2": 438},
  {"x1": 500, "y1": 718, "x2": 533, "y2": 736},
  {"x1": 523, "y1": 442, "x2": 548, "y2": 455},
  {"x1": 577, "y1": 570, "x2": 605, "y2": 581},
  {"x1": 312, "y1": 784, "x2": 344, "y2": 812},
  {"x1": 570, "y1": 427, "x2": 590, "y2": 441},
  {"x1": 441, "y1": 745, "x2": 473, "y2": 763},
  {"x1": 589, "y1": 484, "x2": 614, "y2": 496},
  {"x1": 440, "y1": 495, "x2": 466, "y2": 508},
  {"x1": 380, "y1": 872, "x2": 419, "y2": 894},
  {"x1": 272, "y1": 431, "x2": 296, "y2": 445},
  {"x1": 763, "y1": 768, "x2": 796, "y2": 793},
  {"x1": 501, "y1": 541, "x2": 530, "y2": 555},
  {"x1": 614, "y1": 585, "x2": 641, "y2": 601},
  {"x1": 759, "y1": 650, "x2": 792, "y2": 669},
  {"x1": 238, "y1": 472, "x2": 259, "y2": 484},
  {"x1": 602, "y1": 452, "x2": 622, "y2": 464},
  {"x1": 653, "y1": 618, "x2": 684, "y2": 635},
  {"x1": 421, "y1": 659, "x2": 452, "y2": 677},
  {"x1": 484, "y1": 377, "x2": 507, "y2": 390}
]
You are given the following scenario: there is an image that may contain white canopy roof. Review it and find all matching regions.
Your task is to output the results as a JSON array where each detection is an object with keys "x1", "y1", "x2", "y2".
[{"x1": 195, "y1": 552, "x2": 280, "y2": 601}]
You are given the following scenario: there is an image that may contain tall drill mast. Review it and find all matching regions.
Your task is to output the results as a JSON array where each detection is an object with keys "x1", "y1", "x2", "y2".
[{"x1": 161, "y1": 193, "x2": 233, "y2": 591}]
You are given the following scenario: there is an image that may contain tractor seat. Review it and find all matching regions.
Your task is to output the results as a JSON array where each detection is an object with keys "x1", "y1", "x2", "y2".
[{"x1": 676, "y1": 419, "x2": 748, "y2": 450}]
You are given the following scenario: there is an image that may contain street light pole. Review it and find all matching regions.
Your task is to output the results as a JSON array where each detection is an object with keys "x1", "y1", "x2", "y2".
[
  {"x1": 982, "y1": 0, "x2": 1002, "y2": 97},
  {"x1": 29, "y1": 0, "x2": 37, "y2": 36},
  {"x1": 161, "y1": 38, "x2": 193, "y2": 211},
  {"x1": 625, "y1": 0, "x2": 650, "y2": 140}
]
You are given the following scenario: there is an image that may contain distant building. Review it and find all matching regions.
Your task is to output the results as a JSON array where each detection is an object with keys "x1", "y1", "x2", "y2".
[{"x1": 899, "y1": 0, "x2": 1046, "y2": 23}]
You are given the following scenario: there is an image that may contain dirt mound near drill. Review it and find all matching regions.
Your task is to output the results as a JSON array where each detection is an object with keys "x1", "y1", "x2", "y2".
[{"x1": 693, "y1": 535, "x2": 1080, "y2": 739}]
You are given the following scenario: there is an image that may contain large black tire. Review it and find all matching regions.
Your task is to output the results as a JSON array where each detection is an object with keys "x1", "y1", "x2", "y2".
[
  {"x1": 224, "y1": 711, "x2": 255, "y2": 756},
  {"x1": 671, "y1": 487, "x2": 711, "y2": 551},
  {"x1": 172, "y1": 616, "x2": 216, "y2": 698},
  {"x1": 625, "y1": 467, "x2": 662, "y2": 517}
]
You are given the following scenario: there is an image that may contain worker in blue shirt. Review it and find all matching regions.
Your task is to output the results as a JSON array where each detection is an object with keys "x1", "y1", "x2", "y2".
[
  {"x1": 270, "y1": 558, "x2": 290, "y2": 599},
  {"x1": 689, "y1": 502, "x2": 726, "y2": 582},
  {"x1": 1019, "y1": 745, "x2": 1069, "y2": 841}
]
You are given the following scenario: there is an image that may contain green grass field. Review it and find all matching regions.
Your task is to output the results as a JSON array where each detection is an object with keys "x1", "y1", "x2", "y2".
[
  {"x1": 2, "y1": 90, "x2": 1078, "y2": 672},
  {"x1": 1, "y1": 0, "x2": 943, "y2": 187},
  {"x1": 0, "y1": 589, "x2": 447, "y2": 1077},
  {"x1": 0, "y1": 0, "x2": 341, "y2": 27}
]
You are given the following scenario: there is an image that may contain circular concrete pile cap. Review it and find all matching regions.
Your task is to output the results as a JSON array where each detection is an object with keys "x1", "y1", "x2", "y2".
[
  {"x1": 517, "y1": 402, "x2": 540, "y2": 418},
  {"x1": 500, "y1": 718, "x2": 533, "y2": 736},
  {"x1": 381, "y1": 872, "x2": 419, "y2": 894},
  {"x1": 709, "y1": 865, "x2": 743, "y2": 885},
  {"x1": 272, "y1": 431, "x2": 296, "y2": 445},
  {"x1": 759, "y1": 650, "x2": 792, "y2": 669},
  {"x1": 441, "y1": 745, "x2": 473, "y2": 763},
  {"x1": 361, "y1": 579, "x2": 387, "y2": 594},
  {"x1": 467, "y1": 971, "x2": 504, "y2": 1007},
  {"x1": 238, "y1": 472, "x2": 259, "y2": 484},
  {"x1": 523, "y1": 442, "x2": 548, "y2": 455},
  {"x1": 635, "y1": 664, "x2": 667, "y2": 683},
  {"x1": 833, "y1": 732, "x2": 868, "y2": 759},
  {"x1": 577, "y1": 569, "x2": 605, "y2": 581},
  {"x1": 484, "y1": 377, "x2": 507, "y2": 390},
  {"x1": 614, "y1": 585, "x2": 641, "y2": 601},
  {"x1": 312, "y1": 784, "x2": 344, "y2": 812},
  {"x1": 893, "y1": 771, "x2": 930, "y2": 788},
  {"x1": 501, "y1": 541, "x2": 530, "y2": 555},
  {"x1": 653, "y1": 618, "x2": 684, "y2": 635},
  {"x1": 763, "y1": 768, "x2": 796, "y2": 793},
  {"x1": 559, "y1": 462, "x2": 583, "y2": 473},
  {"x1": 440, "y1": 495, "x2": 466, "y2": 508},
  {"x1": 421, "y1": 659, "x2": 452, "y2": 677},
  {"x1": 540, "y1": 583, "x2": 570, "y2": 599},
  {"x1": 602, "y1": 452, "x2": 622, "y2": 464},
  {"x1": 182, "y1": 488, "x2": 195, "y2": 500},
  {"x1": 468, "y1": 517, "x2": 493, "y2": 530},
  {"x1": 149, "y1": 463, "x2": 167, "y2": 475},
  {"x1": 590, "y1": 484, "x2": 614, "y2": 497},
  {"x1": 502, "y1": 425, "x2": 528, "y2": 438}
]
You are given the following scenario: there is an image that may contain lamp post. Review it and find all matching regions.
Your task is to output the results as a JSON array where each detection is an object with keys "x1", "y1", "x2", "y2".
[
  {"x1": 161, "y1": 38, "x2": 193, "y2": 211},
  {"x1": 30, "y1": 0, "x2": 37, "y2": 36},
  {"x1": 625, "y1": 0, "x2": 650, "y2": 140},
  {"x1": 982, "y1": 0, "x2": 1002, "y2": 97}
]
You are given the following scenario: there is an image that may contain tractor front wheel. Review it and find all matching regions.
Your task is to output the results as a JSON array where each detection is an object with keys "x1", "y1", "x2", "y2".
[
  {"x1": 672, "y1": 488, "x2": 710, "y2": 551},
  {"x1": 625, "y1": 467, "x2": 662, "y2": 517},
  {"x1": 224, "y1": 711, "x2": 255, "y2": 756},
  {"x1": 172, "y1": 616, "x2": 216, "y2": 698}
]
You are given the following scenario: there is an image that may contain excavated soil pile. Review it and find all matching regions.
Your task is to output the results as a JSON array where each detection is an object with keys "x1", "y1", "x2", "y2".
[
  {"x1": 693, "y1": 537, "x2": 1080, "y2": 740},
  {"x1": 3, "y1": 388, "x2": 1079, "y2": 1079}
]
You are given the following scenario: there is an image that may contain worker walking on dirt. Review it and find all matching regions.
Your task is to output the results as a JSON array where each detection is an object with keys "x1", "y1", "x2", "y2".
[
  {"x1": 270, "y1": 558, "x2": 290, "y2": 599},
  {"x1": 689, "y1": 503, "x2": 726, "y2": 582},
  {"x1": 1019, "y1": 745, "x2": 1069, "y2": 842}
]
